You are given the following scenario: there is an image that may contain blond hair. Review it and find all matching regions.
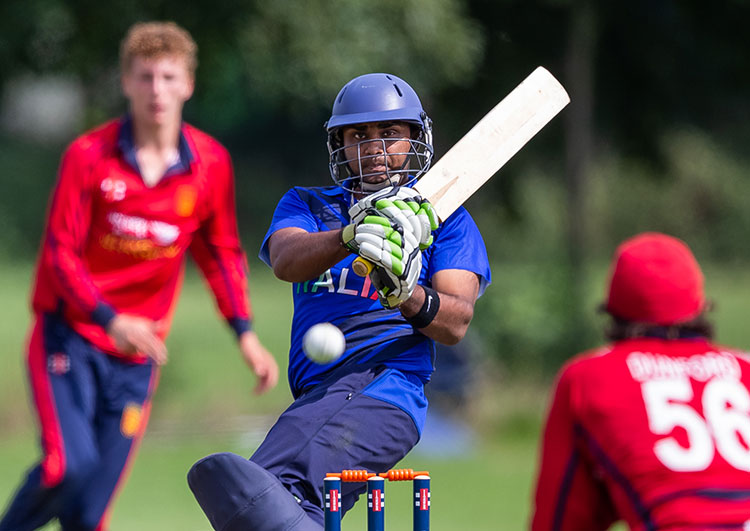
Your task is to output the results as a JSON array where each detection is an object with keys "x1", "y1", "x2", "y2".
[{"x1": 120, "y1": 21, "x2": 198, "y2": 75}]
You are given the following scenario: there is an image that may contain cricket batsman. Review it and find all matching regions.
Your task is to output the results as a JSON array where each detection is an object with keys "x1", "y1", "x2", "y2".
[
  {"x1": 187, "y1": 73, "x2": 491, "y2": 529},
  {"x1": 0, "y1": 21, "x2": 278, "y2": 531},
  {"x1": 531, "y1": 232, "x2": 750, "y2": 530}
]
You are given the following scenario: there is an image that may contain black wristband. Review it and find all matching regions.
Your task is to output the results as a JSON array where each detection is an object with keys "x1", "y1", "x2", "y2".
[{"x1": 404, "y1": 286, "x2": 440, "y2": 329}]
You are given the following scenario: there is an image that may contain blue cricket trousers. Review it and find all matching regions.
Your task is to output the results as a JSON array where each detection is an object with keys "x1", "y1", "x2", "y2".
[
  {"x1": 0, "y1": 314, "x2": 157, "y2": 531},
  {"x1": 250, "y1": 365, "x2": 423, "y2": 525}
]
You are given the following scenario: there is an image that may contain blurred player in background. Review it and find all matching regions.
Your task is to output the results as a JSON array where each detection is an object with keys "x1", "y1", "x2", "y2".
[
  {"x1": 531, "y1": 232, "x2": 750, "y2": 530},
  {"x1": 0, "y1": 21, "x2": 278, "y2": 531},
  {"x1": 187, "y1": 73, "x2": 491, "y2": 530}
]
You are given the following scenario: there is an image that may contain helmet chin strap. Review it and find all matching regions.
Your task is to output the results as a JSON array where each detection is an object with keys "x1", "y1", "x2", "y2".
[{"x1": 358, "y1": 174, "x2": 401, "y2": 193}]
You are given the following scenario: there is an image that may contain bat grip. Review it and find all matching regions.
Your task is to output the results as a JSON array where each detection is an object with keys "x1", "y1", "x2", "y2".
[{"x1": 352, "y1": 257, "x2": 374, "y2": 277}]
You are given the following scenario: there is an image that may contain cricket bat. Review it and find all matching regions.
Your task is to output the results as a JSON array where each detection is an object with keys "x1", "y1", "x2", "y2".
[{"x1": 352, "y1": 66, "x2": 570, "y2": 276}]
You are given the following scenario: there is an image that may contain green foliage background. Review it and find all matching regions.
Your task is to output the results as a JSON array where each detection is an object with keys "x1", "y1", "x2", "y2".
[
  {"x1": 1, "y1": 0, "x2": 750, "y2": 528},
  {"x1": 2, "y1": 0, "x2": 750, "y2": 370},
  {"x1": 0, "y1": 264, "x2": 548, "y2": 530}
]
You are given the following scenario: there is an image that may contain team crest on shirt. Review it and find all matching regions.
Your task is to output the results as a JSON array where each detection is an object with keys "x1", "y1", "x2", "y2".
[
  {"x1": 175, "y1": 185, "x2": 197, "y2": 217},
  {"x1": 120, "y1": 402, "x2": 143, "y2": 439},
  {"x1": 47, "y1": 353, "x2": 70, "y2": 375}
]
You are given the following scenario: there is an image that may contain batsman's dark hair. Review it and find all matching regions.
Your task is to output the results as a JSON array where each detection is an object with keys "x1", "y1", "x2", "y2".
[{"x1": 602, "y1": 307, "x2": 715, "y2": 342}]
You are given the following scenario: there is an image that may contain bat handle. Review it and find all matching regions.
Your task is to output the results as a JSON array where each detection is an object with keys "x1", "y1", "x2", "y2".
[{"x1": 352, "y1": 257, "x2": 374, "y2": 277}]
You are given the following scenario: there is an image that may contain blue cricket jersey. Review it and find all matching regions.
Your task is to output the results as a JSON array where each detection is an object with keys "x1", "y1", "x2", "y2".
[{"x1": 260, "y1": 185, "x2": 491, "y2": 400}]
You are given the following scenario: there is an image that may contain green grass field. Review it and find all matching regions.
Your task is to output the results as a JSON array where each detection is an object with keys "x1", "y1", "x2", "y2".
[
  {"x1": 0, "y1": 429, "x2": 540, "y2": 530},
  {"x1": 1, "y1": 259, "x2": 749, "y2": 529},
  {"x1": 0, "y1": 261, "x2": 547, "y2": 530}
]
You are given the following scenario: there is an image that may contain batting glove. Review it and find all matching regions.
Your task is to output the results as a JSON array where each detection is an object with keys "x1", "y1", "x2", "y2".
[
  {"x1": 341, "y1": 216, "x2": 418, "y2": 277},
  {"x1": 349, "y1": 187, "x2": 439, "y2": 250},
  {"x1": 369, "y1": 250, "x2": 422, "y2": 309}
]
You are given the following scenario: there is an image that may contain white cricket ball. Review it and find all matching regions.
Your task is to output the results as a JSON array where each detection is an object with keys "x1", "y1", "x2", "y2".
[{"x1": 302, "y1": 323, "x2": 346, "y2": 364}]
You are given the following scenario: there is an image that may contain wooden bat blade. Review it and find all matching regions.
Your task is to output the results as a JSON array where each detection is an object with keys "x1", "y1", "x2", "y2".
[
  {"x1": 413, "y1": 66, "x2": 570, "y2": 221},
  {"x1": 351, "y1": 66, "x2": 569, "y2": 277}
]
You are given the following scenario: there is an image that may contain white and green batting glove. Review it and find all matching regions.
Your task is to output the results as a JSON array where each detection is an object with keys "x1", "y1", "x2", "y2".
[
  {"x1": 349, "y1": 187, "x2": 439, "y2": 251},
  {"x1": 369, "y1": 250, "x2": 422, "y2": 309},
  {"x1": 341, "y1": 216, "x2": 418, "y2": 277}
]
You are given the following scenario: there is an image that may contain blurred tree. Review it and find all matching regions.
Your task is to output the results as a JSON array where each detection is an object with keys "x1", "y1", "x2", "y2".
[
  {"x1": 5, "y1": 0, "x2": 748, "y2": 167},
  {"x1": 0, "y1": 0, "x2": 485, "y2": 131},
  {"x1": 238, "y1": 0, "x2": 484, "y2": 112},
  {"x1": 0, "y1": 0, "x2": 486, "y2": 254},
  {"x1": 3, "y1": 0, "x2": 750, "y2": 371},
  {"x1": 458, "y1": 0, "x2": 750, "y2": 370}
]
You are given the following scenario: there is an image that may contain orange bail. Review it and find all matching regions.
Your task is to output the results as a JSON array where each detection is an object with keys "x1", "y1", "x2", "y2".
[{"x1": 326, "y1": 468, "x2": 430, "y2": 482}]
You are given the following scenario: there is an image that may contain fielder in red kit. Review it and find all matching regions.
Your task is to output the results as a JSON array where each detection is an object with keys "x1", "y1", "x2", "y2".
[
  {"x1": 531, "y1": 232, "x2": 750, "y2": 530},
  {"x1": 0, "y1": 21, "x2": 278, "y2": 531}
]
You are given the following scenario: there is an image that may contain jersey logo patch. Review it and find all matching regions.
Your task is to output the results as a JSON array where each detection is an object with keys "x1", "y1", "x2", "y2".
[
  {"x1": 120, "y1": 402, "x2": 143, "y2": 439},
  {"x1": 101, "y1": 178, "x2": 127, "y2": 202},
  {"x1": 175, "y1": 185, "x2": 197, "y2": 217},
  {"x1": 48, "y1": 353, "x2": 70, "y2": 375},
  {"x1": 103, "y1": 212, "x2": 182, "y2": 258}
]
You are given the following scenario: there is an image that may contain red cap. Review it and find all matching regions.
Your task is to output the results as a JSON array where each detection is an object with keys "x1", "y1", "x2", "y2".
[{"x1": 606, "y1": 232, "x2": 705, "y2": 325}]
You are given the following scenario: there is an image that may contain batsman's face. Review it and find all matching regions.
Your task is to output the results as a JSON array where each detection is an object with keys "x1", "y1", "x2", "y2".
[
  {"x1": 341, "y1": 122, "x2": 413, "y2": 185},
  {"x1": 122, "y1": 55, "x2": 194, "y2": 128}
]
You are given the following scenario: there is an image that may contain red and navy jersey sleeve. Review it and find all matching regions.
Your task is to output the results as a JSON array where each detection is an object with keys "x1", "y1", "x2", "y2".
[
  {"x1": 188, "y1": 144, "x2": 252, "y2": 337},
  {"x1": 35, "y1": 138, "x2": 117, "y2": 326},
  {"x1": 531, "y1": 362, "x2": 618, "y2": 531}
]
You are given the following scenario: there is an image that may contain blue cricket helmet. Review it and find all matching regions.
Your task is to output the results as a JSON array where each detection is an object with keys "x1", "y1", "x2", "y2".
[
  {"x1": 325, "y1": 73, "x2": 433, "y2": 193},
  {"x1": 327, "y1": 73, "x2": 430, "y2": 131}
]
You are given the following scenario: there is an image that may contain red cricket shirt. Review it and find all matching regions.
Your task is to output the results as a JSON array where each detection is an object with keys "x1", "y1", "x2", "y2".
[
  {"x1": 31, "y1": 116, "x2": 252, "y2": 360},
  {"x1": 532, "y1": 338, "x2": 750, "y2": 530}
]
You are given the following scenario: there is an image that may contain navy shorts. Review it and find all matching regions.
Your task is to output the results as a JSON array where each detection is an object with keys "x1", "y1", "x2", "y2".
[{"x1": 250, "y1": 365, "x2": 422, "y2": 524}]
